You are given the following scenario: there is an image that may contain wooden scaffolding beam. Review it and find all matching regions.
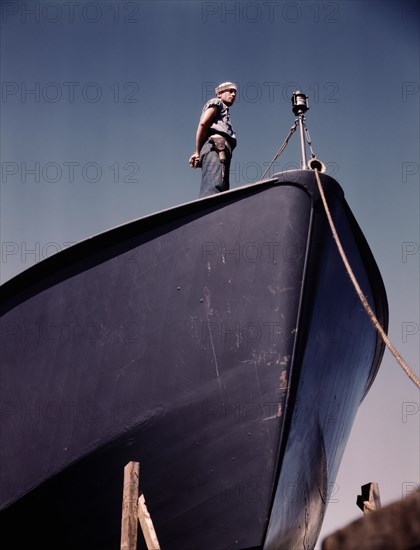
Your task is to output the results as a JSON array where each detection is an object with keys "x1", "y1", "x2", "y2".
[
  {"x1": 120, "y1": 461, "x2": 161, "y2": 550},
  {"x1": 356, "y1": 482, "x2": 381, "y2": 515}
]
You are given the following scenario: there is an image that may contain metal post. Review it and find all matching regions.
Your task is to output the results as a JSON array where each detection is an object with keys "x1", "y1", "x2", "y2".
[
  {"x1": 298, "y1": 113, "x2": 307, "y2": 169},
  {"x1": 291, "y1": 91, "x2": 309, "y2": 170}
]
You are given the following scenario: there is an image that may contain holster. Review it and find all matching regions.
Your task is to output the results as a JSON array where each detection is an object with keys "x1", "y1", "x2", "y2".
[{"x1": 209, "y1": 134, "x2": 231, "y2": 164}]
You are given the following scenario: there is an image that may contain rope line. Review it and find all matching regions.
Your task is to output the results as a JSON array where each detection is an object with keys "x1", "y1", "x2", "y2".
[
  {"x1": 258, "y1": 121, "x2": 298, "y2": 182},
  {"x1": 314, "y1": 169, "x2": 420, "y2": 390}
]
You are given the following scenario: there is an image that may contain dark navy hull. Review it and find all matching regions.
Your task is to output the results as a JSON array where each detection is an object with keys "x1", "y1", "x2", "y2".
[{"x1": 0, "y1": 171, "x2": 387, "y2": 549}]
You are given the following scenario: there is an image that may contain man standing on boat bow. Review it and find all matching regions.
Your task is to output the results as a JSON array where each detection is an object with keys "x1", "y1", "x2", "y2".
[{"x1": 189, "y1": 82, "x2": 237, "y2": 197}]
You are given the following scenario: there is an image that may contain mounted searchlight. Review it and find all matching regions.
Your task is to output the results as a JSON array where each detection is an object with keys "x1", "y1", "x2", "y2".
[{"x1": 291, "y1": 91, "x2": 309, "y2": 115}]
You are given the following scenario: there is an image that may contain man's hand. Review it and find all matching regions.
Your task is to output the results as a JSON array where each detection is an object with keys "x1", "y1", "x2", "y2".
[{"x1": 189, "y1": 152, "x2": 201, "y2": 168}]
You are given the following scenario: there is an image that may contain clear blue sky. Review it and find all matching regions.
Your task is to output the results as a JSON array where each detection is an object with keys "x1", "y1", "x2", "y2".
[{"x1": 1, "y1": 1, "x2": 419, "y2": 546}]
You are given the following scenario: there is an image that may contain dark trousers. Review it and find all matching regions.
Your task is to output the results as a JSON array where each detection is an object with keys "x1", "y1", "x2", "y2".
[{"x1": 199, "y1": 140, "x2": 231, "y2": 198}]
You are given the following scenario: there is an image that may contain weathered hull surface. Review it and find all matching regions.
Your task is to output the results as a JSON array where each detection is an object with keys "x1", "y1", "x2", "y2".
[{"x1": 0, "y1": 171, "x2": 387, "y2": 549}]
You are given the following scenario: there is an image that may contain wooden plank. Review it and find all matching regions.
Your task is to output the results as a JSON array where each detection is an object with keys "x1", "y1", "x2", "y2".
[
  {"x1": 138, "y1": 493, "x2": 161, "y2": 550},
  {"x1": 120, "y1": 461, "x2": 140, "y2": 550},
  {"x1": 356, "y1": 482, "x2": 381, "y2": 514}
]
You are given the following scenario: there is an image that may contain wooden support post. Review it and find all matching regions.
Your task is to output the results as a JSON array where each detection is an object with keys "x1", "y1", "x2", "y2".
[
  {"x1": 138, "y1": 493, "x2": 161, "y2": 550},
  {"x1": 121, "y1": 461, "x2": 140, "y2": 550},
  {"x1": 356, "y1": 482, "x2": 381, "y2": 515},
  {"x1": 120, "y1": 461, "x2": 161, "y2": 550}
]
